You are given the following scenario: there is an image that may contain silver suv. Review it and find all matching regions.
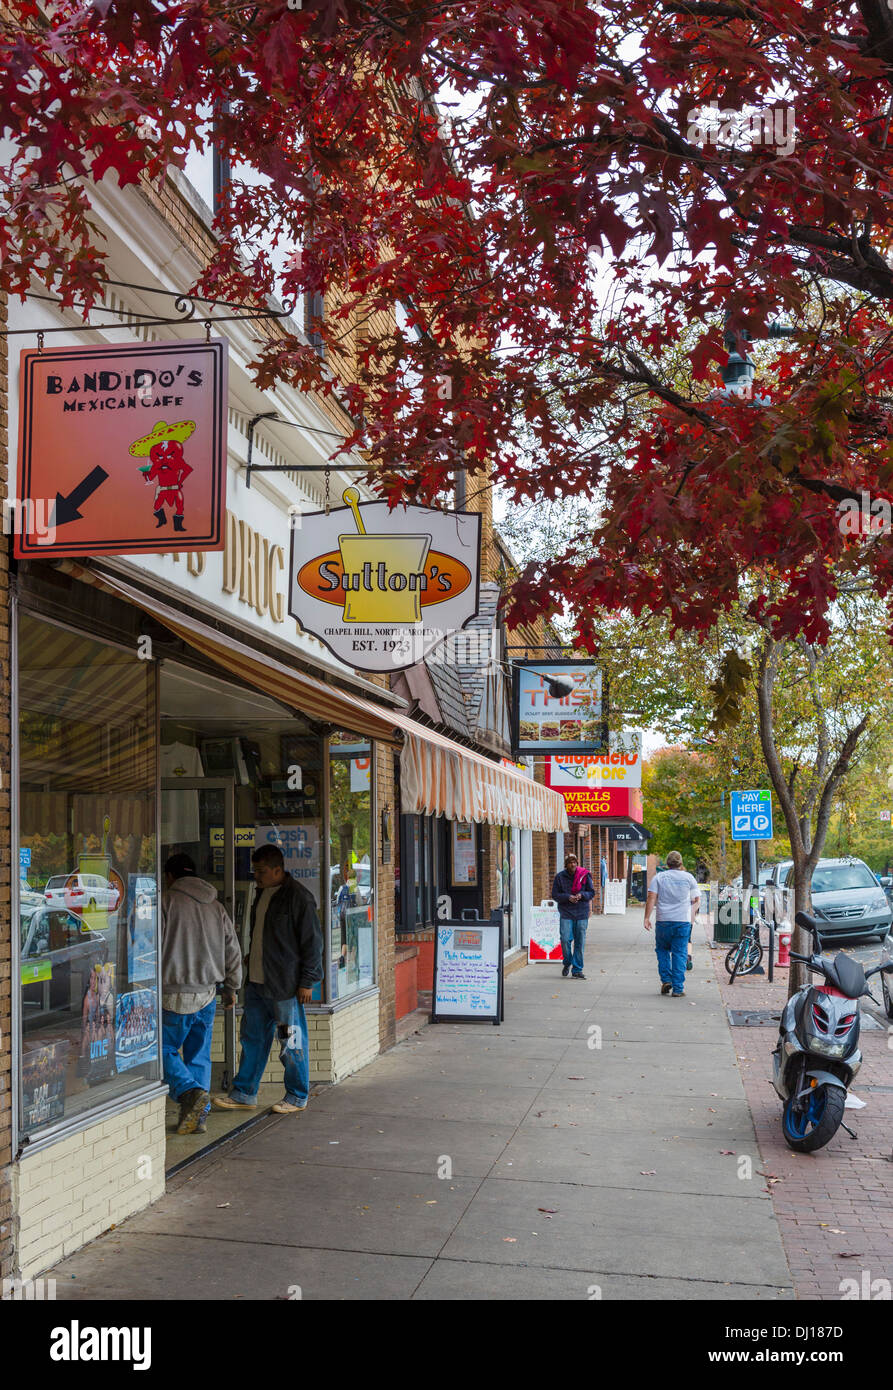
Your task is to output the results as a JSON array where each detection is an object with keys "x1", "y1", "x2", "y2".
[{"x1": 765, "y1": 857, "x2": 892, "y2": 943}]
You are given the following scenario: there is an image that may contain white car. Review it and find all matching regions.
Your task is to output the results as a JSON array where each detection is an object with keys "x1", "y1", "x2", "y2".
[
  {"x1": 44, "y1": 873, "x2": 120, "y2": 915},
  {"x1": 19, "y1": 878, "x2": 44, "y2": 911}
]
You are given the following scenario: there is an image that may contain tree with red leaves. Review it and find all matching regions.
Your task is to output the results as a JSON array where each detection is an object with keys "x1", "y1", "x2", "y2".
[{"x1": 4, "y1": 0, "x2": 893, "y2": 650}]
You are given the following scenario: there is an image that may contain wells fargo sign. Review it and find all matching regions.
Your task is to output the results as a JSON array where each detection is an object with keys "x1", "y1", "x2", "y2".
[
  {"x1": 15, "y1": 339, "x2": 227, "y2": 558},
  {"x1": 289, "y1": 489, "x2": 481, "y2": 672},
  {"x1": 544, "y1": 765, "x2": 643, "y2": 821}
]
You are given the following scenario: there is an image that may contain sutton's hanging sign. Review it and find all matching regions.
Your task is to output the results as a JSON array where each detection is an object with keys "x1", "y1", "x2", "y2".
[{"x1": 289, "y1": 489, "x2": 481, "y2": 672}]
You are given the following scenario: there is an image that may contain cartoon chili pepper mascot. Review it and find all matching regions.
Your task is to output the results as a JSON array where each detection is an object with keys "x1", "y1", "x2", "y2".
[{"x1": 128, "y1": 420, "x2": 196, "y2": 532}]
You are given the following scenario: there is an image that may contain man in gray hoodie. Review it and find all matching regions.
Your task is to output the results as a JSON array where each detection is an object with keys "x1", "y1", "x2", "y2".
[{"x1": 161, "y1": 853, "x2": 242, "y2": 1134}]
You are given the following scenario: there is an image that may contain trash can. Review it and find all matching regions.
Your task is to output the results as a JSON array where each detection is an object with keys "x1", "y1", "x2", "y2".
[{"x1": 713, "y1": 896, "x2": 741, "y2": 943}]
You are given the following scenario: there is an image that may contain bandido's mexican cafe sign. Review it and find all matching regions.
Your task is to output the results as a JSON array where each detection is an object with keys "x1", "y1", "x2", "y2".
[{"x1": 289, "y1": 489, "x2": 481, "y2": 673}]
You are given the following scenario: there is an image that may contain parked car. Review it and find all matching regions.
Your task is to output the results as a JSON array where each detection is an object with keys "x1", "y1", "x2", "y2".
[
  {"x1": 765, "y1": 857, "x2": 893, "y2": 943},
  {"x1": 19, "y1": 878, "x2": 45, "y2": 911},
  {"x1": 20, "y1": 905, "x2": 109, "y2": 1014},
  {"x1": 879, "y1": 875, "x2": 893, "y2": 910},
  {"x1": 44, "y1": 873, "x2": 120, "y2": 915}
]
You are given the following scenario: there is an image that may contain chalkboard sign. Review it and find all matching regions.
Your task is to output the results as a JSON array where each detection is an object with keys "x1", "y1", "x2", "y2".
[{"x1": 431, "y1": 920, "x2": 503, "y2": 1025}]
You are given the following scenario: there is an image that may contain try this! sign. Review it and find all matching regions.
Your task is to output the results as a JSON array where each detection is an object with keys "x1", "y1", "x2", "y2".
[
  {"x1": 511, "y1": 660, "x2": 607, "y2": 756},
  {"x1": 15, "y1": 339, "x2": 227, "y2": 558},
  {"x1": 289, "y1": 488, "x2": 481, "y2": 673}
]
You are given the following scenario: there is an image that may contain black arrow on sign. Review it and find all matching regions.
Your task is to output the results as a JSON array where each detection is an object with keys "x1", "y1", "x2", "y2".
[{"x1": 50, "y1": 466, "x2": 110, "y2": 528}]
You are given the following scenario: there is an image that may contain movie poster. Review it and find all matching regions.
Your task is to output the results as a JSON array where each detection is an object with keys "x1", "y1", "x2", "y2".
[
  {"x1": 21, "y1": 1040, "x2": 69, "y2": 1130},
  {"x1": 115, "y1": 988, "x2": 158, "y2": 1072},
  {"x1": 78, "y1": 962, "x2": 116, "y2": 1082},
  {"x1": 126, "y1": 874, "x2": 157, "y2": 985}
]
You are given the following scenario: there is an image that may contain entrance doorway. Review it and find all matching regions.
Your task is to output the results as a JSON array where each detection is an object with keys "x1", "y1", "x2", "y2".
[{"x1": 159, "y1": 661, "x2": 322, "y2": 1168}]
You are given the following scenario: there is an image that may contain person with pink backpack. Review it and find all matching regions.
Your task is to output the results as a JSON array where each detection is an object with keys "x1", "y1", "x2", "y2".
[{"x1": 551, "y1": 852, "x2": 596, "y2": 979}]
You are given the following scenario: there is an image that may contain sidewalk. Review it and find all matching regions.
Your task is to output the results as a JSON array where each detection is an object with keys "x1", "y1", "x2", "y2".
[
  {"x1": 711, "y1": 934, "x2": 893, "y2": 1301},
  {"x1": 48, "y1": 909, "x2": 794, "y2": 1301}
]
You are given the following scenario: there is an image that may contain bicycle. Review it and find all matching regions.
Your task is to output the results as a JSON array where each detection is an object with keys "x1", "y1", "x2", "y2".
[{"x1": 724, "y1": 910, "x2": 765, "y2": 981}]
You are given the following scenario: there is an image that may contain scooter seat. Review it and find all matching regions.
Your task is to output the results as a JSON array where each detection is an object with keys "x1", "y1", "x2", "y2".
[{"x1": 822, "y1": 952, "x2": 868, "y2": 999}]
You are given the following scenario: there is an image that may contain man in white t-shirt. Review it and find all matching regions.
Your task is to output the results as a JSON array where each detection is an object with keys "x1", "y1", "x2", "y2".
[{"x1": 644, "y1": 850, "x2": 701, "y2": 997}]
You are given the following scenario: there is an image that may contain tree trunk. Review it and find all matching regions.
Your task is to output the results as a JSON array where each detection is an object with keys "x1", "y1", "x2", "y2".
[
  {"x1": 789, "y1": 857, "x2": 812, "y2": 995},
  {"x1": 798, "y1": 815, "x2": 812, "y2": 856}
]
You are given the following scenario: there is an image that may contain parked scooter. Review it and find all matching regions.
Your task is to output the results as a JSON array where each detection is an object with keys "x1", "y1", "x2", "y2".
[{"x1": 771, "y1": 910, "x2": 893, "y2": 1152}]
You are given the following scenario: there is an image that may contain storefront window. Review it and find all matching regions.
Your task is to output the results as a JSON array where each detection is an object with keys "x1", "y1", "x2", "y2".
[
  {"x1": 399, "y1": 813, "x2": 440, "y2": 930},
  {"x1": 329, "y1": 734, "x2": 375, "y2": 1000},
  {"x1": 17, "y1": 612, "x2": 160, "y2": 1139}
]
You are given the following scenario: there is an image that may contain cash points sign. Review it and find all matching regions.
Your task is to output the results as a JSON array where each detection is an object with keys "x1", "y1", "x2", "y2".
[{"x1": 289, "y1": 489, "x2": 481, "y2": 673}]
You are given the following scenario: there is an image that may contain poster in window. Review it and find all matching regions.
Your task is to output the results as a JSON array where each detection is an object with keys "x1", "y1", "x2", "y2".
[
  {"x1": 344, "y1": 905, "x2": 374, "y2": 990},
  {"x1": 78, "y1": 962, "x2": 116, "y2": 1081},
  {"x1": 126, "y1": 873, "x2": 157, "y2": 984},
  {"x1": 21, "y1": 1040, "x2": 69, "y2": 1130},
  {"x1": 350, "y1": 756, "x2": 371, "y2": 793},
  {"x1": 451, "y1": 822, "x2": 477, "y2": 886},
  {"x1": 115, "y1": 988, "x2": 159, "y2": 1072}
]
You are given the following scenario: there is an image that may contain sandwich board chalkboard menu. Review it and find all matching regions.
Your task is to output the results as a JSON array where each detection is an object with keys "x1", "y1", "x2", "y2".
[{"x1": 431, "y1": 920, "x2": 503, "y2": 1024}]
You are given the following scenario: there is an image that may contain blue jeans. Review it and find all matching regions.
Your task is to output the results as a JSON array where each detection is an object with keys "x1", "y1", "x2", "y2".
[
  {"x1": 559, "y1": 917, "x2": 587, "y2": 974},
  {"x1": 162, "y1": 998, "x2": 217, "y2": 1110},
  {"x1": 231, "y1": 981, "x2": 309, "y2": 1105},
  {"x1": 655, "y1": 921, "x2": 691, "y2": 994}
]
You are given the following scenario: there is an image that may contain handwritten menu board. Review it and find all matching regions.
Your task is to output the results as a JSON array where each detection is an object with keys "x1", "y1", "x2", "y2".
[{"x1": 432, "y1": 922, "x2": 503, "y2": 1023}]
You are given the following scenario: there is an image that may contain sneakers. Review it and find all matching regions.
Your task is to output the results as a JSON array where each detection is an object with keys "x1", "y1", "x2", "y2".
[
  {"x1": 561, "y1": 964, "x2": 571, "y2": 978},
  {"x1": 660, "y1": 983, "x2": 672, "y2": 995},
  {"x1": 571, "y1": 972, "x2": 587, "y2": 980},
  {"x1": 211, "y1": 1093, "x2": 258, "y2": 1111},
  {"x1": 272, "y1": 1098, "x2": 307, "y2": 1115},
  {"x1": 672, "y1": 991, "x2": 685, "y2": 997},
  {"x1": 176, "y1": 1087, "x2": 210, "y2": 1135}
]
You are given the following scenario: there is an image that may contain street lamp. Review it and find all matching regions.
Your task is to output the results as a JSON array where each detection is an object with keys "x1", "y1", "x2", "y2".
[{"x1": 713, "y1": 316, "x2": 794, "y2": 404}]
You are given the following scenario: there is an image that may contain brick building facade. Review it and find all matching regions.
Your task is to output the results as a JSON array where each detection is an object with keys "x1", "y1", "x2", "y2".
[{"x1": 0, "y1": 144, "x2": 567, "y2": 1281}]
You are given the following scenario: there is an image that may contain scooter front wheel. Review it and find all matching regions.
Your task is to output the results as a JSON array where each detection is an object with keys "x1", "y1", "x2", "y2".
[{"x1": 782, "y1": 1084, "x2": 846, "y2": 1152}]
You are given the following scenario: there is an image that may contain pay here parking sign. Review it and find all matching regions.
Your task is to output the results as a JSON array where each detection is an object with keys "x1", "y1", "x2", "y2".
[{"x1": 730, "y1": 789, "x2": 773, "y2": 841}]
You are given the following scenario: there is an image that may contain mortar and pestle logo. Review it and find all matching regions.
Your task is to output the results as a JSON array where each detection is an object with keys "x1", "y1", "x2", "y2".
[{"x1": 338, "y1": 487, "x2": 431, "y2": 624}]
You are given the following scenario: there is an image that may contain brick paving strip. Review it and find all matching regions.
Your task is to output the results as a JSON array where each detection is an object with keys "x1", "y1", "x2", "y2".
[{"x1": 706, "y1": 920, "x2": 893, "y2": 1301}]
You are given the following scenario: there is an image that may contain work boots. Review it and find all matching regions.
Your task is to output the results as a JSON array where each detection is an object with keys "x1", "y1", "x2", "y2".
[{"x1": 176, "y1": 1087, "x2": 210, "y2": 1135}]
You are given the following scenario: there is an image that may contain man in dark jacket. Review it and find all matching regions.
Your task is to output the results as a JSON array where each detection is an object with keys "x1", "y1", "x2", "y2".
[
  {"x1": 212, "y1": 843, "x2": 323, "y2": 1116},
  {"x1": 551, "y1": 852, "x2": 595, "y2": 980}
]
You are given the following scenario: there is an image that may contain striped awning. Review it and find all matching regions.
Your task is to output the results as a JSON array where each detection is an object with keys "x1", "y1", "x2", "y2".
[
  {"x1": 56, "y1": 562, "x2": 568, "y2": 834},
  {"x1": 400, "y1": 731, "x2": 568, "y2": 832}
]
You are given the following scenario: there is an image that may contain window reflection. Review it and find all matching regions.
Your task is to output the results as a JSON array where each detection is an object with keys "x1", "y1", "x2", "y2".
[
  {"x1": 328, "y1": 735, "x2": 374, "y2": 1000},
  {"x1": 18, "y1": 612, "x2": 159, "y2": 1137}
]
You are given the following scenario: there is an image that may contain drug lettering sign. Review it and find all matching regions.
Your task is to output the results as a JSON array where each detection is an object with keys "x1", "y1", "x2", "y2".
[{"x1": 15, "y1": 339, "x2": 227, "y2": 558}]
